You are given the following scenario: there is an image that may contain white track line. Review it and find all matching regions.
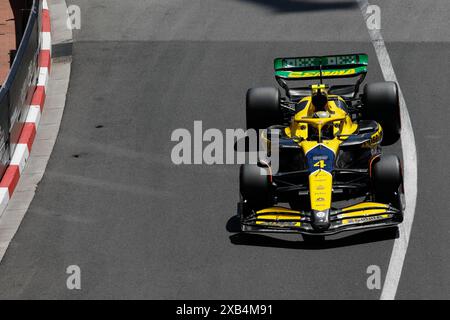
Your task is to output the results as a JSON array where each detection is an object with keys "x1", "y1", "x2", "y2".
[{"x1": 357, "y1": 0, "x2": 418, "y2": 300}]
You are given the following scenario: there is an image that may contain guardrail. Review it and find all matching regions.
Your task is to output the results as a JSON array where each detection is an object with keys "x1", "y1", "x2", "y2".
[{"x1": 0, "y1": 0, "x2": 40, "y2": 179}]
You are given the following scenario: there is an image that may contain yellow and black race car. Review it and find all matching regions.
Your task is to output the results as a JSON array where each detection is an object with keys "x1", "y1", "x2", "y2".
[{"x1": 239, "y1": 53, "x2": 404, "y2": 238}]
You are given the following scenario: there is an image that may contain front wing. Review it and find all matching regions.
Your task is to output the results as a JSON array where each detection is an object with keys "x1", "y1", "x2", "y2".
[{"x1": 240, "y1": 202, "x2": 403, "y2": 236}]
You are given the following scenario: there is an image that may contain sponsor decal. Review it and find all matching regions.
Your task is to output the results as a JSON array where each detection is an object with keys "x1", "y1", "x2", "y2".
[{"x1": 344, "y1": 214, "x2": 390, "y2": 224}]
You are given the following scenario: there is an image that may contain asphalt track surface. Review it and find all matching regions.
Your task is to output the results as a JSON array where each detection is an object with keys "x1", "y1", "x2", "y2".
[{"x1": 0, "y1": 0, "x2": 448, "y2": 299}]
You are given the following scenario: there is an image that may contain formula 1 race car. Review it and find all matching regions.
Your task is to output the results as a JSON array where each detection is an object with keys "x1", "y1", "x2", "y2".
[{"x1": 238, "y1": 53, "x2": 404, "y2": 237}]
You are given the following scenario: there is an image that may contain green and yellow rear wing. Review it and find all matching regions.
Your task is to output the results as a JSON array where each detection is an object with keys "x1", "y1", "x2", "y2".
[{"x1": 274, "y1": 53, "x2": 368, "y2": 80}]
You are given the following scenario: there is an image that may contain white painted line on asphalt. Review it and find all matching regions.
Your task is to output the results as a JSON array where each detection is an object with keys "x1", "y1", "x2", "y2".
[{"x1": 357, "y1": 0, "x2": 418, "y2": 300}]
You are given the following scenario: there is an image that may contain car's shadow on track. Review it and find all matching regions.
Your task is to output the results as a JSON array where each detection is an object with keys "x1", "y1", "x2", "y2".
[
  {"x1": 226, "y1": 215, "x2": 399, "y2": 250},
  {"x1": 237, "y1": 0, "x2": 358, "y2": 13}
]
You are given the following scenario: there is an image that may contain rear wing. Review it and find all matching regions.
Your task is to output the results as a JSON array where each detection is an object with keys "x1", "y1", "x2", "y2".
[
  {"x1": 274, "y1": 53, "x2": 368, "y2": 80},
  {"x1": 274, "y1": 53, "x2": 368, "y2": 98}
]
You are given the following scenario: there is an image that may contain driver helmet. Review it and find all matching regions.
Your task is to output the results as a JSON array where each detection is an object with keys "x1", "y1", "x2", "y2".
[
  {"x1": 313, "y1": 111, "x2": 331, "y2": 118},
  {"x1": 311, "y1": 84, "x2": 329, "y2": 112}
]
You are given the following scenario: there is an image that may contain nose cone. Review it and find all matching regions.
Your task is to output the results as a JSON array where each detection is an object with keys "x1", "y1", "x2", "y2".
[{"x1": 312, "y1": 210, "x2": 330, "y2": 231}]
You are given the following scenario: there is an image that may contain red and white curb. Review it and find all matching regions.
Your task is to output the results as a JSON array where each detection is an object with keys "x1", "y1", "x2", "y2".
[{"x1": 0, "y1": 0, "x2": 51, "y2": 215}]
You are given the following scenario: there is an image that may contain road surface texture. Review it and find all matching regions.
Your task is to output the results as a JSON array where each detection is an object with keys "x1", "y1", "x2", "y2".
[{"x1": 0, "y1": 0, "x2": 448, "y2": 299}]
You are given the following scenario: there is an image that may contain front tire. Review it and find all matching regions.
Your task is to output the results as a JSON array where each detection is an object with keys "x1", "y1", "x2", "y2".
[
  {"x1": 371, "y1": 155, "x2": 403, "y2": 208},
  {"x1": 239, "y1": 164, "x2": 273, "y2": 213}
]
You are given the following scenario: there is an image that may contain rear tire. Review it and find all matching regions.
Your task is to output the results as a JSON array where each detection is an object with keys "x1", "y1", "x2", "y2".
[
  {"x1": 362, "y1": 82, "x2": 401, "y2": 145},
  {"x1": 246, "y1": 87, "x2": 282, "y2": 130}
]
